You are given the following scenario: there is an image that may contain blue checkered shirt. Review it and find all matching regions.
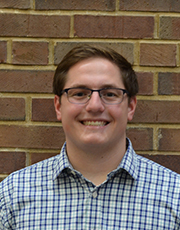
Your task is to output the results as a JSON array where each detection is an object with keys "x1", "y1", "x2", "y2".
[{"x1": 0, "y1": 139, "x2": 180, "y2": 229}]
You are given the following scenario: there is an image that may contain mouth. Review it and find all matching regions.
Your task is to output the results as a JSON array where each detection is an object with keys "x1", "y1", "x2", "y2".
[{"x1": 81, "y1": 121, "x2": 109, "y2": 126}]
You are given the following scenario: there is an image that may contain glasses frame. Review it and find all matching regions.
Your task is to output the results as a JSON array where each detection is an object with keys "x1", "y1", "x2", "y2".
[{"x1": 60, "y1": 87, "x2": 129, "y2": 105}]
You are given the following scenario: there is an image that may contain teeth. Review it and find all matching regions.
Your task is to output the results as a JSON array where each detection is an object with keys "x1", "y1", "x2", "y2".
[{"x1": 83, "y1": 121, "x2": 107, "y2": 126}]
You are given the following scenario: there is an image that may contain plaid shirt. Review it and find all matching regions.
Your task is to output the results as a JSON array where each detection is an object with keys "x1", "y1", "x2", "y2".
[{"x1": 0, "y1": 139, "x2": 180, "y2": 229}]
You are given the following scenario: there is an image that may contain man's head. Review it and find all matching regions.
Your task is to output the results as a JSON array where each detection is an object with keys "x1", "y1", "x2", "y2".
[
  {"x1": 53, "y1": 45, "x2": 138, "y2": 153},
  {"x1": 53, "y1": 45, "x2": 139, "y2": 99}
]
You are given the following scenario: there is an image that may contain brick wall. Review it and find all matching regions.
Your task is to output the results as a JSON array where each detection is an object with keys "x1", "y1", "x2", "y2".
[{"x1": 0, "y1": 0, "x2": 180, "y2": 181}]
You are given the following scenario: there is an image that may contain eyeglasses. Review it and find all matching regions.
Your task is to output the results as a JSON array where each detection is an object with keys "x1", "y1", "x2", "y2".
[{"x1": 60, "y1": 87, "x2": 129, "y2": 105}]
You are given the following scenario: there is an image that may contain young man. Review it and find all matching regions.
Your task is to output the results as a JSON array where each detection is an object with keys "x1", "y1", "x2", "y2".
[{"x1": 0, "y1": 45, "x2": 180, "y2": 229}]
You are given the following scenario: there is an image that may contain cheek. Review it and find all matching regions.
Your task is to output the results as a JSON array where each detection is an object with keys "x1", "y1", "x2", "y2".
[
  {"x1": 61, "y1": 113, "x2": 73, "y2": 135},
  {"x1": 110, "y1": 107, "x2": 130, "y2": 127},
  {"x1": 60, "y1": 104, "x2": 81, "y2": 125},
  {"x1": 109, "y1": 106, "x2": 126, "y2": 119}
]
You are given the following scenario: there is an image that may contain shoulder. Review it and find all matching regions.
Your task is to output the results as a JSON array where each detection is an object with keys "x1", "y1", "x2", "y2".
[
  {"x1": 136, "y1": 153, "x2": 180, "y2": 175},
  {"x1": 0, "y1": 154, "x2": 60, "y2": 197},
  {"x1": 135, "y1": 153, "x2": 180, "y2": 189},
  {"x1": 0, "y1": 155, "x2": 60, "y2": 228},
  {"x1": 123, "y1": 139, "x2": 180, "y2": 187}
]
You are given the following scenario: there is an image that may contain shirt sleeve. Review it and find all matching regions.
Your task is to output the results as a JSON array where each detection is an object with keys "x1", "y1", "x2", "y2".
[{"x1": 0, "y1": 179, "x2": 13, "y2": 230}]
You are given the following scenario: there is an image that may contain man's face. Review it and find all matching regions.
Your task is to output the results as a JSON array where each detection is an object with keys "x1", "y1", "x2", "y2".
[{"x1": 54, "y1": 57, "x2": 136, "y2": 152}]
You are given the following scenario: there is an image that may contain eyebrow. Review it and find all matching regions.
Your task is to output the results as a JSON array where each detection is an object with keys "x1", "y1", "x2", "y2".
[{"x1": 67, "y1": 84, "x2": 120, "y2": 89}]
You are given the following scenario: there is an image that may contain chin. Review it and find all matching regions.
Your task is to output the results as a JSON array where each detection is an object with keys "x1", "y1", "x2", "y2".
[{"x1": 82, "y1": 138, "x2": 107, "y2": 146}]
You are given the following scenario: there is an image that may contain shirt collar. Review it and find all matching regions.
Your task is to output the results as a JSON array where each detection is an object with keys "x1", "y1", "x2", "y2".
[
  {"x1": 53, "y1": 138, "x2": 138, "y2": 181},
  {"x1": 116, "y1": 138, "x2": 138, "y2": 180},
  {"x1": 53, "y1": 142, "x2": 72, "y2": 180}
]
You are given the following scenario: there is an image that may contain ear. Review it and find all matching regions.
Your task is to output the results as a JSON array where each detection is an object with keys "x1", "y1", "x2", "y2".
[
  {"x1": 54, "y1": 95, "x2": 62, "y2": 121},
  {"x1": 127, "y1": 96, "x2": 137, "y2": 121}
]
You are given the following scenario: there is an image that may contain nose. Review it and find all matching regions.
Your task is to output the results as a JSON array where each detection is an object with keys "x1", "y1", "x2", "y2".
[{"x1": 85, "y1": 91, "x2": 105, "y2": 113}]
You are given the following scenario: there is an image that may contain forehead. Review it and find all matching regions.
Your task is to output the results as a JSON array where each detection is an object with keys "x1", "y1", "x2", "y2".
[{"x1": 65, "y1": 57, "x2": 123, "y2": 88}]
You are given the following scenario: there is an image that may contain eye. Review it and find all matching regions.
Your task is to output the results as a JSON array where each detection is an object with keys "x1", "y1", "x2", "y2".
[
  {"x1": 106, "y1": 92, "x2": 117, "y2": 97},
  {"x1": 69, "y1": 88, "x2": 90, "y2": 98},
  {"x1": 101, "y1": 89, "x2": 119, "y2": 98},
  {"x1": 74, "y1": 91, "x2": 85, "y2": 97}
]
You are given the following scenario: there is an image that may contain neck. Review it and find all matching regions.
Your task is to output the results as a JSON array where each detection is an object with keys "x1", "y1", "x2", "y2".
[{"x1": 66, "y1": 139, "x2": 126, "y2": 186}]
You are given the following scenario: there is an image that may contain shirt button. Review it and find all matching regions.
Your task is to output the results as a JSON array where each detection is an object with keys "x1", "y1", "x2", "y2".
[{"x1": 92, "y1": 191, "x2": 98, "y2": 198}]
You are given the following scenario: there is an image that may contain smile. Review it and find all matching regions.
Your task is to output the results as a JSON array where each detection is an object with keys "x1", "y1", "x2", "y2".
[{"x1": 82, "y1": 121, "x2": 108, "y2": 126}]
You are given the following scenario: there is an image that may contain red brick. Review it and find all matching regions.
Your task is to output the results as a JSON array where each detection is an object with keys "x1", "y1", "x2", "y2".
[
  {"x1": 0, "y1": 70, "x2": 54, "y2": 93},
  {"x1": 12, "y1": 41, "x2": 48, "y2": 65},
  {"x1": 158, "y1": 72, "x2": 180, "y2": 95},
  {"x1": 32, "y1": 98, "x2": 57, "y2": 122},
  {"x1": 27, "y1": 15, "x2": 70, "y2": 38},
  {"x1": 0, "y1": 125, "x2": 65, "y2": 149},
  {"x1": 54, "y1": 42, "x2": 134, "y2": 65},
  {"x1": 140, "y1": 43, "x2": 176, "y2": 66},
  {"x1": 31, "y1": 152, "x2": 59, "y2": 165},
  {"x1": 126, "y1": 128, "x2": 153, "y2": 151},
  {"x1": 132, "y1": 100, "x2": 180, "y2": 124},
  {"x1": 74, "y1": 15, "x2": 154, "y2": 39},
  {"x1": 140, "y1": 154, "x2": 180, "y2": 174},
  {"x1": 0, "y1": 14, "x2": 27, "y2": 37},
  {"x1": 160, "y1": 17, "x2": 180, "y2": 40},
  {"x1": 36, "y1": 0, "x2": 115, "y2": 11},
  {"x1": 0, "y1": 41, "x2": 7, "y2": 63},
  {"x1": 0, "y1": 152, "x2": 26, "y2": 174},
  {"x1": 0, "y1": 14, "x2": 70, "y2": 38},
  {"x1": 0, "y1": 0, "x2": 30, "y2": 9},
  {"x1": 119, "y1": 0, "x2": 180, "y2": 12},
  {"x1": 0, "y1": 98, "x2": 25, "y2": 121},
  {"x1": 159, "y1": 129, "x2": 180, "y2": 152},
  {"x1": 136, "y1": 72, "x2": 154, "y2": 95}
]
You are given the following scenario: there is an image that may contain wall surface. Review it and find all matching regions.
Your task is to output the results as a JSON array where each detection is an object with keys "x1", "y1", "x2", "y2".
[{"x1": 0, "y1": 0, "x2": 180, "y2": 181}]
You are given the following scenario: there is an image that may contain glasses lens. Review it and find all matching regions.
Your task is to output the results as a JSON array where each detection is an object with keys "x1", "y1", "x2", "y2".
[
  {"x1": 67, "y1": 88, "x2": 91, "y2": 104},
  {"x1": 100, "y1": 88, "x2": 124, "y2": 104}
]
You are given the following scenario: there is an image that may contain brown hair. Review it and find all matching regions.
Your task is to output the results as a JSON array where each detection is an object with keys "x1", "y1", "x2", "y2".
[{"x1": 53, "y1": 45, "x2": 139, "y2": 98}]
